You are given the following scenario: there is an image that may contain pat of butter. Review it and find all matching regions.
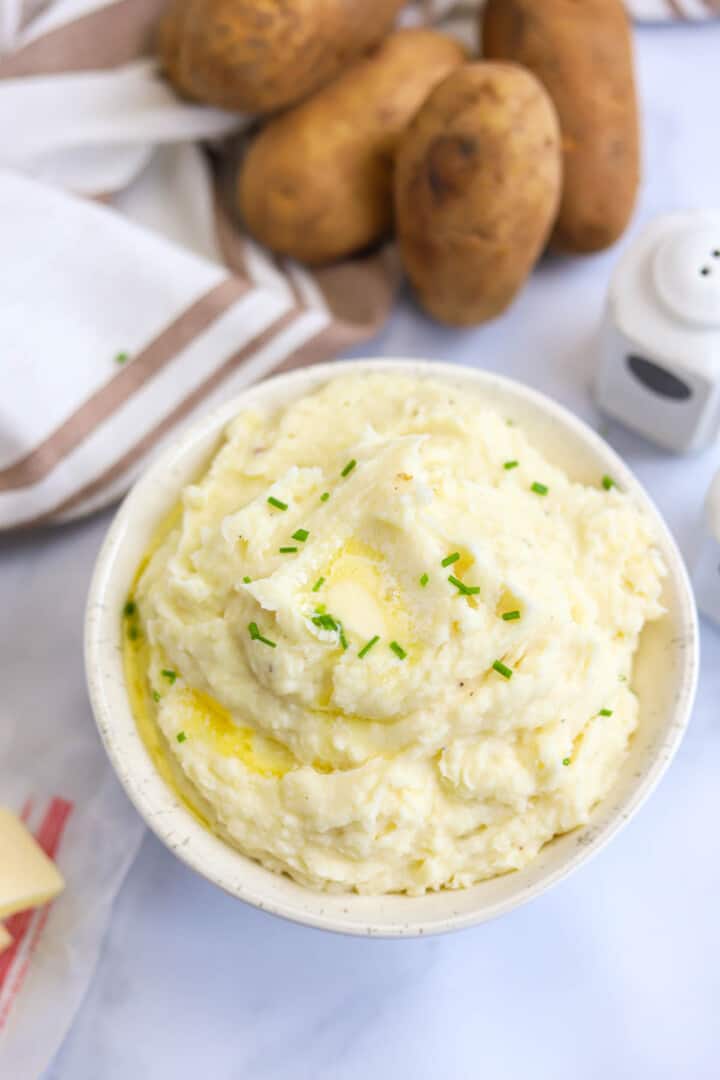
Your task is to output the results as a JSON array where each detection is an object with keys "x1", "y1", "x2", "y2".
[
  {"x1": 326, "y1": 577, "x2": 387, "y2": 640},
  {"x1": 324, "y1": 542, "x2": 410, "y2": 641},
  {"x1": 0, "y1": 924, "x2": 12, "y2": 953},
  {"x1": 0, "y1": 808, "x2": 65, "y2": 919}
]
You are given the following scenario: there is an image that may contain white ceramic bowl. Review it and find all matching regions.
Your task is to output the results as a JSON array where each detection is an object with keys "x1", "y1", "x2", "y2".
[{"x1": 85, "y1": 359, "x2": 699, "y2": 937}]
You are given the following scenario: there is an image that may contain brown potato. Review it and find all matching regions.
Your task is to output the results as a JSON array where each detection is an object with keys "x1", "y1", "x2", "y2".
[
  {"x1": 394, "y1": 62, "x2": 562, "y2": 327},
  {"x1": 483, "y1": 0, "x2": 639, "y2": 253},
  {"x1": 239, "y1": 30, "x2": 467, "y2": 266},
  {"x1": 158, "y1": 0, "x2": 405, "y2": 114}
]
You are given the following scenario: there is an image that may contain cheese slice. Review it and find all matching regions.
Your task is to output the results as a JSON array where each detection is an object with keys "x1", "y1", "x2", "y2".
[
  {"x1": 0, "y1": 808, "x2": 64, "y2": 919},
  {"x1": 0, "y1": 924, "x2": 12, "y2": 953}
]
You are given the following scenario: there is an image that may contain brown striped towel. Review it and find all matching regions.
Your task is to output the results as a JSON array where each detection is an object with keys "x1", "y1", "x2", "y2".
[
  {"x1": 0, "y1": 0, "x2": 401, "y2": 531},
  {"x1": 0, "y1": 0, "x2": 712, "y2": 531}
]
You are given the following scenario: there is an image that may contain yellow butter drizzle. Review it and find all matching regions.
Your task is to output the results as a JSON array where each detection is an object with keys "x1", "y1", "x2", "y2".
[
  {"x1": 171, "y1": 689, "x2": 295, "y2": 778},
  {"x1": 123, "y1": 500, "x2": 200, "y2": 810},
  {"x1": 122, "y1": 500, "x2": 296, "y2": 830},
  {"x1": 123, "y1": 626, "x2": 213, "y2": 825}
]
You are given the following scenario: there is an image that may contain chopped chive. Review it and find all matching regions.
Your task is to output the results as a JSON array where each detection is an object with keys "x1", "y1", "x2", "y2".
[
  {"x1": 312, "y1": 613, "x2": 339, "y2": 631},
  {"x1": 506, "y1": 419, "x2": 515, "y2": 427},
  {"x1": 389, "y1": 641, "x2": 407, "y2": 660},
  {"x1": 128, "y1": 626, "x2": 139, "y2": 641},
  {"x1": 123, "y1": 600, "x2": 136, "y2": 617},
  {"x1": 248, "y1": 622, "x2": 277, "y2": 648},
  {"x1": 312, "y1": 577, "x2": 325, "y2": 592},
  {"x1": 502, "y1": 610, "x2": 521, "y2": 621},
  {"x1": 161, "y1": 669, "x2": 177, "y2": 684},
  {"x1": 339, "y1": 628, "x2": 349, "y2": 650},
  {"x1": 292, "y1": 528, "x2": 309, "y2": 542},
  {"x1": 562, "y1": 757, "x2": 571, "y2": 766},
  {"x1": 599, "y1": 708, "x2": 613, "y2": 717},
  {"x1": 419, "y1": 573, "x2": 429, "y2": 587},
  {"x1": 602, "y1": 475, "x2": 616, "y2": 491},
  {"x1": 448, "y1": 574, "x2": 480, "y2": 596},
  {"x1": 358, "y1": 635, "x2": 379, "y2": 658},
  {"x1": 341, "y1": 459, "x2": 357, "y2": 477},
  {"x1": 320, "y1": 492, "x2": 330, "y2": 502},
  {"x1": 242, "y1": 575, "x2": 252, "y2": 584},
  {"x1": 177, "y1": 731, "x2": 187, "y2": 744},
  {"x1": 503, "y1": 460, "x2": 519, "y2": 471},
  {"x1": 531, "y1": 482, "x2": 549, "y2": 496},
  {"x1": 152, "y1": 690, "x2": 161, "y2": 703},
  {"x1": 279, "y1": 546, "x2": 298, "y2": 553},
  {"x1": 441, "y1": 552, "x2": 460, "y2": 567},
  {"x1": 114, "y1": 351, "x2": 129, "y2": 365},
  {"x1": 267, "y1": 496, "x2": 288, "y2": 511},
  {"x1": 492, "y1": 660, "x2": 513, "y2": 679},
  {"x1": 315, "y1": 603, "x2": 327, "y2": 614}
]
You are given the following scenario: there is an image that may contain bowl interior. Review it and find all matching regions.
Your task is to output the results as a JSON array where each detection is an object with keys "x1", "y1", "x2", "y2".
[{"x1": 86, "y1": 360, "x2": 698, "y2": 936}]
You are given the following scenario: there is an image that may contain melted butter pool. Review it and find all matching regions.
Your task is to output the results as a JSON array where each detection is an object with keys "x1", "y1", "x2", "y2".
[
  {"x1": 171, "y1": 689, "x2": 295, "y2": 778},
  {"x1": 123, "y1": 502, "x2": 296, "y2": 828}
]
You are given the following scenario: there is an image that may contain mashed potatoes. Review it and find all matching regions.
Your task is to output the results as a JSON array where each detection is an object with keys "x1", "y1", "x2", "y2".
[{"x1": 128, "y1": 372, "x2": 666, "y2": 895}]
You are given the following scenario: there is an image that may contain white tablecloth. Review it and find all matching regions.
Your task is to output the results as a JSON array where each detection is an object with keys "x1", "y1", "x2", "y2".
[{"x1": 2, "y1": 19, "x2": 717, "y2": 1080}]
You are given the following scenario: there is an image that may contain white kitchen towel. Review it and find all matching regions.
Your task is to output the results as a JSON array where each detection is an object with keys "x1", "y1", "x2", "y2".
[
  {"x1": 0, "y1": 0, "x2": 399, "y2": 532},
  {"x1": 0, "y1": 157, "x2": 396, "y2": 530},
  {"x1": 0, "y1": 165, "x2": 334, "y2": 530}
]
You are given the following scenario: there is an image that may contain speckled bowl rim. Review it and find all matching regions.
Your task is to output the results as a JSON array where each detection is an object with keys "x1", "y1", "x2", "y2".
[{"x1": 85, "y1": 359, "x2": 699, "y2": 937}]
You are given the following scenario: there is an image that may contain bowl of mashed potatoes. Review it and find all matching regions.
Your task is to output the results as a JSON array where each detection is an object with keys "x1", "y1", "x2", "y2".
[{"x1": 86, "y1": 360, "x2": 698, "y2": 935}]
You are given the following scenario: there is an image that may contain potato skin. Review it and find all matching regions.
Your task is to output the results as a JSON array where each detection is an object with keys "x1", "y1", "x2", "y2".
[
  {"x1": 483, "y1": 0, "x2": 639, "y2": 253},
  {"x1": 158, "y1": 0, "x2": 405, "y2": 114},
  {"x1": 394, "y1": 62, "x2": 562, "y2": 327},
  {"x1": 239, "y1": 30, "x2": 467, "y2": 266}
]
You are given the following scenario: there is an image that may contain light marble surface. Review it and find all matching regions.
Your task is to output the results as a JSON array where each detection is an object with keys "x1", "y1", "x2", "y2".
[{"x1": 2, "y1": 20, "x2": 718, "y2": 1080}]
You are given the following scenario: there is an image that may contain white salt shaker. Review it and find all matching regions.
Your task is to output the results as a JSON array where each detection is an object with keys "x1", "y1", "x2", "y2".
[
  {"x1": 595, "y1": 211, "x2": 720, "y2": 453},
  {"x1": 693, "y1": 470, "x2": 720, "y2": 626}
]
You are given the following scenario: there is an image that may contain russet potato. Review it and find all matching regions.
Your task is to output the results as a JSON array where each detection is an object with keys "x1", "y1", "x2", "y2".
[
  {"x1": 483, "y1": 0, "x2": 640, "y2": 253},
  {"x1": 394, "y1": 62, "x2": 562, "y2": 326},
  {"x1": 158, "y1": 0, "x2": 405, "y2": 114},
  {"x1": 239, "y1": 30, "x2": 467, "y2": 266}
]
